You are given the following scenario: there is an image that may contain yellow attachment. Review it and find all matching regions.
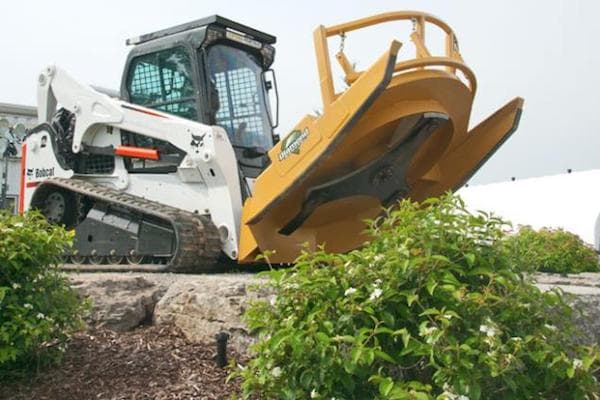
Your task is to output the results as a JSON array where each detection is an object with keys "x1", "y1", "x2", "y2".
[{"x1": 238, "y1": 11, "x2": 524, "y2": 263}]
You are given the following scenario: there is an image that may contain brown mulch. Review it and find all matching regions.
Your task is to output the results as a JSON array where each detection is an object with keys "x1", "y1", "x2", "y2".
[{"x1": 0, "y1": 326, "x2": 244, "y2": 400}]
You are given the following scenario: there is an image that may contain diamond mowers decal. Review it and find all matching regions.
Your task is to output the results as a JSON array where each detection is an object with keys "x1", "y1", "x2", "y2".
[{"x1": 278, "y1": 128, "x2": 309, "y2": 161}]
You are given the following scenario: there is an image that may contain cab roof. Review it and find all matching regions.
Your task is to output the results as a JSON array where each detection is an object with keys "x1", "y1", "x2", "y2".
[{"x1": 126, "y1": 15, "x2": 276, "y2": 46}]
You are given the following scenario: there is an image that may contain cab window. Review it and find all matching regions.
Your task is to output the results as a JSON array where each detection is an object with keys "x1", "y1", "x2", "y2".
[
  {"x1": 206, "y1": 44, "x2": 273, "y2": 149},
  {"x1": 124, "y1": 47, "x2": 196, "y2": 173},
  {"x1": 127, "y1": 47, "x2": 197, "y2": 119}
]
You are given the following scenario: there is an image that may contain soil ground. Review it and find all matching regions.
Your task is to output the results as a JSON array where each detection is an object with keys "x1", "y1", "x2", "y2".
[{"x1": 0, "y1": 326, "x2": 243, "y2": 400}]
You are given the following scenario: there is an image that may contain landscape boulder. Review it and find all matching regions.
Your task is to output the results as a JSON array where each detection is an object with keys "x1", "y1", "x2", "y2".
[
  {"x1": 71, "y1": 274, "x2": 168, "y2": 331},
  {"x1": 153, "y1": 274, "x2": 268, "y2": 355}
]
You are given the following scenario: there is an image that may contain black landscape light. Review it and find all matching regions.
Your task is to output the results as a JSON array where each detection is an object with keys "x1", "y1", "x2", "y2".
[{"x1": 215, "y1": 331, "x2": 230, "y2": 368}]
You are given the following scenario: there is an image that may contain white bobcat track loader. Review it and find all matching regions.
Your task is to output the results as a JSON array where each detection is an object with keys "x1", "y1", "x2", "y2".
[
  {"x1": 23, "y1": 65, "x2": 242, "y2": 270},
  {"x1": 21, "y1": 13, "x2": 524, "y2": 272}
]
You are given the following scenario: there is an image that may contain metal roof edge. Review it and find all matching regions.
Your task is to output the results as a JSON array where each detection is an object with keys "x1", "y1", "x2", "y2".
[
  {"x1": 0, "y1": 102, "x2": 37, "y2": 118},
  {"x1": 126, "y1": 14, "x2": 276, "y2": 46}
]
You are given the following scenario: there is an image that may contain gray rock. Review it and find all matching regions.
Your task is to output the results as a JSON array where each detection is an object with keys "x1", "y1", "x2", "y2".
[
  {"x1": 535, "y1": 273, "x2": 600, "y2": 345},
  {"x1": 71, "y1": 274, "x2": 168, "y2": 332},
  {"x1": 534, "y1": 272, "x2": 600, "y2": 289},
  {"x1": 153, "y1": 274, "x2": 269, "y2": 355},
  {"x1": 68, "y1": 271, "x2": 599, "y2": 351}
]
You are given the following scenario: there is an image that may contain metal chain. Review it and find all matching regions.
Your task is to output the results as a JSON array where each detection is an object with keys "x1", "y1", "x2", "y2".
[{"x1": 339, "y1": 32, "x2": 346, "y2": 53}]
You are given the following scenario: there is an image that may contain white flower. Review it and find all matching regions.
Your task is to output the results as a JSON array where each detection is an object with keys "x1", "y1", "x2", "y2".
[
  {"x1": 36, "y1": 313, "x2": 45, "y2": 320},
  {"x1": 573, "y1": 358, "x2": 583, "y2": 369},
  {"x1": 374, "y1": 254, "x2": 384, "y2": 262},
  {"x1": 479, "y1": 324, "x2": 497, "y2": 337},
  {"x1": 374, "y1": 278, "x2": 382, "y2": 286},
  {"x1": 12, "y1": 283, "x2": 21, "y2": 289},
  {"x1": 369, "y1": 288, "x2": 382, "y2": 301},
  {"x1": 24, "y1": 303, "x2": 33, "y2": 310},
  {"x1": 271, "y1": 366, "x2": 282, "y2": 378},
  {"x1": 440, "y1": 390, "x2": 468, "y2": 400},
  {"x1": 310, "y1": 389, "x2": 319, "y2": 398},
  {"x1": 441, "y1": 388, "x2": 458, "y2": 400},
  {"x1": 419, "y1": 325, "x2": 436, "y2": 337},
  {"x1": 344, "y1": 287, "x2": 357, "y2": 296},
  {"x1": 419, "y1": 324, "x2": 439, "y2": 343},
  {"x1": 284, "y1": 283, "x2": 299, "y2": 290}
]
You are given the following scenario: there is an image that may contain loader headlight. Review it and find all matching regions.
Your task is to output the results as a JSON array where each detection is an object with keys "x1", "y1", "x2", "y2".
[
  {"x1": 261, "y1": 45, "x2": 275, "y2": 69},
  {"x1": 225, "y1": 30, "x2": 262, "y2": 49},
  {"x1": 205, "y1": 28, "x2": 224, "y2": 46}
]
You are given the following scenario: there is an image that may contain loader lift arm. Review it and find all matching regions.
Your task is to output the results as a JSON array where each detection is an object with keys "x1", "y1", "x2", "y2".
[{"x1": 37, "y1": 65, "x2": 216, "y2": 156}]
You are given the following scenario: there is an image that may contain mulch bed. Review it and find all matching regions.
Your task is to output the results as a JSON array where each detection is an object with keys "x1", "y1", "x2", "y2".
[{"x1": 0, "y1": 326, "x2": 243, "y2": 400}]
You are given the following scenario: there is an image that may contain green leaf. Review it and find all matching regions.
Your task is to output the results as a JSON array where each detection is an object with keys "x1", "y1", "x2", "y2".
[
  {"x1": 465, "y1": 253, "x2": 476, "y2": 266},
  {"x1": 419, "y1": 308, "x2": 440, "y2": 317},
  {"x1": 375, "y1": 327, "x2": 395, "y2": 335},
  {"x1": 426, "y1": 279, "x2": 438, "y2": 296},
  {"x1": 468, "y1": 267, "x2": 493, "y2": 277},
  {"x1": 315, "y1": 331, "x2": 330, "y2": 345},
  {"x1": 351, "y1": 347, "x2": 363, "y2": 364},
  {"x1": 381, "y1": 311, "x2": 396, "y2": 327},
  {"x1": 407, "y1": 293, "x2": 419, "y2": 306},
  {"x1": 412, "y1": 392, "x2": 430, "y2": 400},
  {"x1": 332, "y1": 335, "x2": 355, "y2": 344},
  {"x1": 394, "y1": 328, "x2": 411, "y2": 348},
  {"x1": 375, "y1": 349, "x2": 395, "y2": 363},
  {"x1": 431, "y1": 254, "x2": 450, "y2": 263},
  {"x1": 299, "y1": 370, "x2": 313, "y2": 387},
  {"x1": 364, "y1": 348, "x2": 375, "y2": 366},
  {"x1": 441, "y1": 271, "x2": 461, "y2": 287},
  {"x1": 582, "y1": 354, "x2": 594, "y2": 370},
  {"x1": 469, "y1": 382, "x2": 481, "y2": 400},
  {"x1": 379, "y1": 377, "x2": 394, "y2": 396}
]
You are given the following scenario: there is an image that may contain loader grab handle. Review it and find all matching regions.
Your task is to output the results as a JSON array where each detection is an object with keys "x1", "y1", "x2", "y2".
[
  {"x1": 114, "y1": 145, "x2": 160, "y2": 160},
  {"x1": 314, "y1": 11, "x2": 476, "y2": 107}
]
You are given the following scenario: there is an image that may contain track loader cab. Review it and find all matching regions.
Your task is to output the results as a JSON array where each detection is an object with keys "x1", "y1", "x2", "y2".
[{"x1": 120, "y1": 15, "x2": 278, "y2": 179}]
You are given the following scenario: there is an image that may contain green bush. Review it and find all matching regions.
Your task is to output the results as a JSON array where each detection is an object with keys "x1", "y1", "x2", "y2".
[
  {"x1": 237, "y1": 195, "x2": 599, "y2": 399},
  {"x1": 0, "y1": 211, "x2": 85, "y2": 377},
  {"x1": 505, "y1": 226, "x2": 600, "y2": 274}
]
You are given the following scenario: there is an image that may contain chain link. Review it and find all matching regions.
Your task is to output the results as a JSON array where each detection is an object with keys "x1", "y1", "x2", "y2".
[{"x1": 339, "y1": 32, "x2": 346, "y2": 53}]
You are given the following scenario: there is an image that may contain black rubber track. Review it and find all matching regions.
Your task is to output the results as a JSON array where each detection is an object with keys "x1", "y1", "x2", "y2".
[{"x1": 32, "y1": 177, "x2": 222, "y2": 273}]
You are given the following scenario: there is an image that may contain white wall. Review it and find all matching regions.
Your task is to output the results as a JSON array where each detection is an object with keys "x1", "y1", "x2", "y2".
[{"x1": 459, "y1": 170, "x2": 600, "y2": 249}]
